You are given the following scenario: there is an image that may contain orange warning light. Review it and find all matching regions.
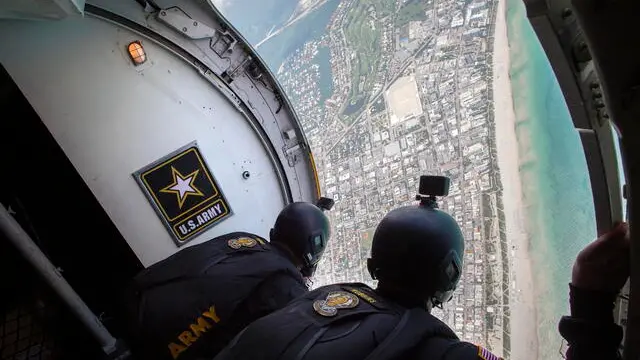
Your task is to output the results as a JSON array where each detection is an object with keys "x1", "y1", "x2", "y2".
[{"x1": 127, "y1": 41, "x2": 146, "y2": 65}]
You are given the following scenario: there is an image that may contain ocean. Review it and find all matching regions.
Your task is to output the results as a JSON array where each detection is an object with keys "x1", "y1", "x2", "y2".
[
  {"x1": 505, "y1": 0, "x2": 597, "y2": 358},
  {"x1": 218, "y1": 0, "x2": 300, "y2": 44},
  {"x1": 257, "y1": 0, "x2": 341, "y2": 70}
]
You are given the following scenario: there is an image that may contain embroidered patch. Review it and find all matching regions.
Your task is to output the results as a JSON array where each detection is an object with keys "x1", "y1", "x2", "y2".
[
  {"x1": 227, "y1": 237, "x2": 257, "y2": 249},
  {"x1": 344, "y1": 287, "x2": 377, "y2": 305},
  {"x1": 312, "y1": 291, "x2": 359, "y2": 317}
]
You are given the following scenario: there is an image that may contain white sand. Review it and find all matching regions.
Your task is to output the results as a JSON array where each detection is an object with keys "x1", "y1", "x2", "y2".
[{"x1": 492, "y1": 0, "x2": 539, "y2": 358}]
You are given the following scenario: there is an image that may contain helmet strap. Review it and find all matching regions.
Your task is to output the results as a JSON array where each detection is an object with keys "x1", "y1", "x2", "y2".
[
  {"x1": 431, "y1": 289, "x2": 453, "y2": 309},
  {"x1": 270, "y1": 241, "x2": 302, "y2": 269},
  {"x1": 425, "y1": 297, "x2": 437, "y2": 312},
  {"x1": 367, "y1": 258, "x2": 379, "y2": 280},
  {"x1": 304, "y1": 277, "x2": 314, "y2": 289}
]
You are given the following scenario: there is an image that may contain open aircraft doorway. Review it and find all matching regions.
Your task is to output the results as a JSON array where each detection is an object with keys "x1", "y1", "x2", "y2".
[
  {"x1": 219, "y1": 0, "x2": 637, "y2": 358},
  {"x1": 0, "y1": 0, "x2": 638, "y2": 359}
]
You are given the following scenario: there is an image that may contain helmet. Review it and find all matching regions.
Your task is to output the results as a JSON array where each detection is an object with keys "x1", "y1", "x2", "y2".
[
  {"x1": 270, "y1": 202, "x2": 330, "y2": 275},
  {"x1": 367, "y1": 203, "x2": 464, "y2": 307}
]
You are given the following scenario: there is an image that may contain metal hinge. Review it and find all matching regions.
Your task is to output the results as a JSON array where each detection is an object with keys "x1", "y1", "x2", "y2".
[
  {"x1": 157, "y1": 7, "x2": 216, "y2": 39},
  {"x1": 156, "y1": 7, "x2": 237, "y2": 56},
  {"x1": 284, "y1": 142, "x2": 306, "y2": 166}
]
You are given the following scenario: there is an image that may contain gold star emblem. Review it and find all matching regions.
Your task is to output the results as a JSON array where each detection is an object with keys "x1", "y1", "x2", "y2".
[{"x1": 160, "y1": 167, "x2": 204, "y2": 208}]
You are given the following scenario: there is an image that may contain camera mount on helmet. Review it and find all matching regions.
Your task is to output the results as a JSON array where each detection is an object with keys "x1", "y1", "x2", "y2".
[
  {"x1": 415, "y1": 175, "x2": 450, "y2": 208},
  {"x1": 316, "y1": 197, "x2": 335, "y2": 211}
]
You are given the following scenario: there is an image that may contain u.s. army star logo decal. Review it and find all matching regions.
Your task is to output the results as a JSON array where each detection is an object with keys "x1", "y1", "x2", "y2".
[
  {"x1": 133, "y1": 142, "x2": 232, "y2": 246},
  {"x1": 313, "y1": 291, "x2": 359, "y2": 317},
  {"x1": 160, "y1": 167, "x2": 204, "y2": 208}
]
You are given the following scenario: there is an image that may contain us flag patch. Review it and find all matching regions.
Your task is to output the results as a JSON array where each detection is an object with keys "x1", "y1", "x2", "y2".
[{"x1": 477, "y1": 346, "x2": 502, "y2": 360}]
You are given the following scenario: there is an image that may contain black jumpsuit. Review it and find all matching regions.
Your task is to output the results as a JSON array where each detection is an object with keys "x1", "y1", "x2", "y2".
[
  {"x1": 214, "y1": 283, "x2": 502, "y2": 360},
  {"x1": 124, "y1": 232, "x2": 307, "y2": 360}
]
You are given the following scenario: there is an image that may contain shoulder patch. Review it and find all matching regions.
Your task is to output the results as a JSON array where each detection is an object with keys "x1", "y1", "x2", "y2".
[
  {"x1": 477, "y1": 345, "x2": 502, "y2": 360},
  {"x1": 344, "y1": 287, "x2": 379, "y2": 306},
  {"x1": 313, "y1": 291, "x2": 359, "y2": 317},
  {"x1": 227, "y1": 237, "x2": 257, "y2": 249}
]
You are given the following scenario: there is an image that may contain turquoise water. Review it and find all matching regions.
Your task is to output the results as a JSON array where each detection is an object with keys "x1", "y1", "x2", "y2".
[{"x1": 505, "y1": 0, "x2": 597, "y2": 358}]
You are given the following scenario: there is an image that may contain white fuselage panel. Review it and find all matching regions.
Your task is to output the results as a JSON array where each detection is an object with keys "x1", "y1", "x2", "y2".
[{"x1": 0, "y1": 16, "x2": 288, "y2": 265}]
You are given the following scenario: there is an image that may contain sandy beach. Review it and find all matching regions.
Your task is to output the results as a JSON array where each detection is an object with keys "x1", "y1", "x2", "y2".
[{"x1": 492, "y1": 0, "x2": 539, "y2": 358}]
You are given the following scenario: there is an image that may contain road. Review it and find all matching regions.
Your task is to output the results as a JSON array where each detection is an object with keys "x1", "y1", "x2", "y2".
[{"x1": 325, "y1": 36, "x2": 434, "y2": 154}]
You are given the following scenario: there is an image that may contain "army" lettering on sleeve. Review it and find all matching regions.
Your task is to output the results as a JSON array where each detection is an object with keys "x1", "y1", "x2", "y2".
[{"x1": 167, "y1": 305, "x2": 222, "y2": 359}]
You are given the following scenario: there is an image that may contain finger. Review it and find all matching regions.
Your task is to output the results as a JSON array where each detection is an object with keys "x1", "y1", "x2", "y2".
[
  {"x1": 592, "y1": 222, "x2": 628, "y2": 247},
  {"x1": 578, "y1": 223, "x2": 629, "y2": 259},
  {"x1": 607, "y1": 222, "x2": 630, "y2": 248},
  {"x1": 606, "y1": 222, "x2": 628, "y2": 238},
  {"x1": 608, "y1": 222, "x2": 631, "y2": 252},
  {"x1": 616, "y1": 222, "x2": 629, "y2": 235}
]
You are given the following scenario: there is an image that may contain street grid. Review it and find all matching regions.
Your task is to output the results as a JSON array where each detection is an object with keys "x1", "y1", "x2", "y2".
[{"x1": 275, "y1": 0, "x2": 508, "y2": 355}]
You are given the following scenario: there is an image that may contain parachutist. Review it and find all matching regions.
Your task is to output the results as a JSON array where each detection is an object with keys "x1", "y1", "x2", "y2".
[
  {"x1": 213, "y1": 176, "x2": 502, "y2": 360},
  {"x1": 124, "y1": 202, "x2": 331, "y2": 360}
]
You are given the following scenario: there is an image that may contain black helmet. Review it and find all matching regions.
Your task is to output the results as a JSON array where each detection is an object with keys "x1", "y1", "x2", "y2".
[
  {"x1": 367, "y1": 176, "x2": 464, "y2": 307},
  {"x1": 270, "y1": 202, "x2": 331, "y2": 275}
]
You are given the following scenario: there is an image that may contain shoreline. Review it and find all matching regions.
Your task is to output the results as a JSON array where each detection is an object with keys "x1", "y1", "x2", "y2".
[{"x1": 492, "y1": 0, "x2": 539, "y2": 358}]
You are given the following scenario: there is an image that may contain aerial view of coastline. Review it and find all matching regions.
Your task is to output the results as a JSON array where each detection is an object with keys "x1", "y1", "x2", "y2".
[
  {"x1": 505, "y1": 0, "x2": 597, "y2": 358},
  {"x1": 216, "y1": 0, "x2": 598, "y2": 358},
  {"x1": 492, "y1": 0, "x2": 535, "y2": 357}
]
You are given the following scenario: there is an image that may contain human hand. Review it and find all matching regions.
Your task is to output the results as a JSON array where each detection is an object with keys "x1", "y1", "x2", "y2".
[{"x1": 571, "y1": 222, "x2": 630, "y2": 293}]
